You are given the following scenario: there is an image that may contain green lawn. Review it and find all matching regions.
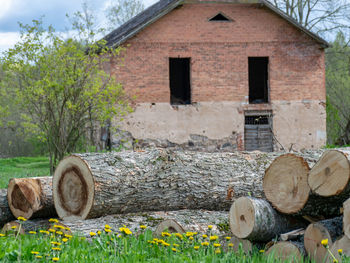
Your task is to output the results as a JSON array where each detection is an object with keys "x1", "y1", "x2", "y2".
[{"x1": 0, "y1": 157, "x2": 50, "y2": 189}]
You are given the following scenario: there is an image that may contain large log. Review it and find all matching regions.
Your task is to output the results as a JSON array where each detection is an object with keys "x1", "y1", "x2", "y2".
[
  {"x1": 7, "y1": 177, "x2": 56, "y2": 220},
  {"x1": 0, "y1": 189, "x2": 14, "y2": 228},
  {"x1": 2, "y1": 210, "x2": 228, "y2": 238},
  {"x1": 229, "y1": 197, "x2": 307, "y2": 242},
  {"x1": 304, "y1": 217, "x2": 343, "y2": 263},
  {"x1": 342, "y1": 197, "x2": 350, "y2": 239},
  {"x1": 266, "y1": 241, "x2": 304, "y2": 262},
  {"x1": 52, "y1": 149, "x2": 293, "y2": 220},
  {"x1": 328, "y1": 236, "x2": 350, "y2": 263}
]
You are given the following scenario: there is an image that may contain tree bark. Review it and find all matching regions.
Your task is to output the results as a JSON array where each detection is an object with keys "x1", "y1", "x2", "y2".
[
  {"x1": 2, "y1": 210, "x2": 228, "y2": 238},
  {"x1": 328, "y1": 236, "x2": 350, "y2": 263},
  {"x1": 53, "y1": 149, "x2": 299, "y2": 220},
  {"x1": 304, "y1": 217, "x2": 343, "y2": 263},
  {"x1": 229, "y1": 197, "x2": 307, "y2": 242},
  {"x1": 266, "y1": 241, "x2": 304, "y2": 262},
  {"x1": 343, "y1": 198, "x2": 350, "y2": 239},
  {"x1": 0, "y1": 189, "x2": 14, "y2": 228},
  {"x1": 7, "y1": 177, "x2": 56, "y2": 220}
]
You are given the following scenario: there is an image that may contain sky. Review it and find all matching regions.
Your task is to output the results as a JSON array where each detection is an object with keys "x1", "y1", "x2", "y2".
[{"x1": 0, "y1": 0, "x2": 158, "y2": 52}]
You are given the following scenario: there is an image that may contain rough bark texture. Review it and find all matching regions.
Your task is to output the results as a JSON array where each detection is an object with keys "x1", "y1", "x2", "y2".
[
  {"x1": 229, "y1": 197, "x2": 307, "y2": 242},
  {"x1": 343, "y1": 198, "x2": 350, "y2": 239},
  {"x1": 53, "y1": 149, "x2": 299, "y2": 220},
  {"x1": 7, "y1": 177, "x2": 56, "y2": 220},
  {"x1": 304, "y1": 217, "x2": 343, "y2": 263},
  {"x1": 0, "y1": 189, "x2": 14, "y2": 228},
  {"x1": 3, "y1": 210, "x2": 228, "y2": 238},
  {"x1": 266, "y1": 241, "x2": 304, "y2": 262},
  {"x1": 329, "y1": 236, "x2": 350, "y2": 263}
]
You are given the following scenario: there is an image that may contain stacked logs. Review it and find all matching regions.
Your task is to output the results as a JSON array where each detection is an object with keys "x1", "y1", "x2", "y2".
[{"x1": 2, "y1": 149, "x2": 350, "y2": 262}]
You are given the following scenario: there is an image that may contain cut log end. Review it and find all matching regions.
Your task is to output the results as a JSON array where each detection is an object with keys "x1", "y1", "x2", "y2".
[
  {"x1": 1, "y1": 221, "x2": 25, "y2": 235},
  {"x1": 329, "y1": 236, "x2": 350, "y2": 263},
  {"x1": 53, "y1": 155, "x2": 94, "y2": 220},
  {"x1": 343, "y1": 198, "x2": 350, "y2": 240},
  {"x1": 308, "y1": 150, "x2": 350, "y2": 197},
  {"x1": 263, "y1": 154, "x2": 310, "y2": 214},
  {"x1": 154, "y1": 219, "x2": 185, "y2": 236},
  {"x1": 229, "y1": 197, "x2": 254, "y2": 239},
  {"x1": 266, "y1": 241, "x2": 303, "y2": 262},
  {"x1": 304, "y1": 223, "x2": 332, "y2": 263},
  {"x1": 7, "y1": 178, "x2": 41, "y2": 219}
]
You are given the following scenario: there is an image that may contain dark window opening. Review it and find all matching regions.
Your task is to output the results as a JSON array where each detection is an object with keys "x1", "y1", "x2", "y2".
[
  {"x1": 249, "y1": 57, "x2": 269, "y2": 104},
  {"x1": 209, "y1": 13, "x2": 231, "y2": 22},
  {"x1": 245, "y1": 115, "x2": 269, "y2": 125},
  {"x1": 169, "y1": 58, "x2": 191, "y2": 105}
]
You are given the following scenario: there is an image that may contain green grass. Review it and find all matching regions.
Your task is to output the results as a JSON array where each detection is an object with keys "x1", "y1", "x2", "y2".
[
  {"x1": 0, "y1": 157, "x2": 50, "y2": 189},
  {"x1": 0, "y1": 223, "x2": 332, "y2": 263}
]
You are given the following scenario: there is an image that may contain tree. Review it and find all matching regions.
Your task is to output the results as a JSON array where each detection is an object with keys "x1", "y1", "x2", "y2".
[
  {"x1": 325, "y1": 32, "x2": 350, "y2": 145},
  {"x1": 105, "y1": 0, "x2": 145, "y2": 31},
  {"x1": 1, "y1": 19, "x2": 131, "y2": 173},
  {"x1": 270, "y1": 0, "x2": 350, "y2": 36}
]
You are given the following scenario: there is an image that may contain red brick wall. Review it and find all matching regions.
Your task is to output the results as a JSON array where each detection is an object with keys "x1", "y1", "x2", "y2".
[{"x1": 110, "y1": 3, "x2": 325, "y2": 104}]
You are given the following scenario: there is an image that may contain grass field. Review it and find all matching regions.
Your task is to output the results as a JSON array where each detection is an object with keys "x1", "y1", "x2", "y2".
[{"x1": 0, "y1": 157, "x2": 50, "y2": 189}]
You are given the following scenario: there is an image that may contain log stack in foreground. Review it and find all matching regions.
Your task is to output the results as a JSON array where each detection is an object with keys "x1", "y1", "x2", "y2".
[{"x1": 0, "y1": 189, "x2": 14, "y2": 228}]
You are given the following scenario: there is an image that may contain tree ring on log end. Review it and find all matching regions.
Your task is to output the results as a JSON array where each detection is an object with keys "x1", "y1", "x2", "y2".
[
  {"x1": 304, "y1": 223, "x2": 332, "y2": 263},
  {"x1": 53, "y1": 156, "x2": 94, "y2": 220},
  {"x1": 155, "y1": 219, "x2": 185, "y2": 236},
  {"x1": 229, "y1": 197, "x2": 254, "y2": 239},
  {"x1": 308, "y1": 150, "x2": 350, "y2": 197},
  {"x1": 266, "y1": 241, "x2": 303, "y2": 262},
  {"x1": 263, "y1": 154, "x2": 310, "y2": 214},
  {"x1": 7, "y1": 178, "x2": 41, "y2": 219}
]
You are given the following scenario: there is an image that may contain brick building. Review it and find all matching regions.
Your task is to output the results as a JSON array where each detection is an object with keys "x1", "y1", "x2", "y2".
[{"x1": 103, "y1": 0, "x2": 328, "y2": 152}]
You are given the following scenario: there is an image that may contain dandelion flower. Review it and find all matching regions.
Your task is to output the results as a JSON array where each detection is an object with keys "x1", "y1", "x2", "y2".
[
  {"x1": 172, "y1": 248, "x2": 177, "y2": 252},
  {"x1": 228, "y1": 243, "x2": 234, "y2": 247},
  {"x1": 194, "y1": 246, "x2": 200, "y2": 250},
  {"x1": 105, "y1": 224, "x2": 111, "y2": 229},
  {"x1": 17, "y1": 216, "x2": 27, "y2": 221},
  {"x1": 333, "y1": 260, "x2": 338, "y2": 263},
  {"x1": 29, "y1": 231, "x2": 36, "y2": 234},
  {"x1": 56, "y1": 231, "x2": 63, "y2": 235},
  {"x1": 174, "y1": 233, "x2": 183, "y2": 239},
  {"x1": 215, "y1": 248, "x2": 221, "y2": 254},
  {"x1": 105, "y1": 228, "x2": 112, "y2": 233},
  {"x1": 186, "y1": 232, "x2": 193, "y2": 237},
  {"x1": 49, "y1": 229, "x2": 55, "y2": 233},
  {"x1": 208, "y1": 225, "x2": 213, "y2": 230},
  {"x1": 321, "y1": 239, "x2": 328, "y2": 247},
  {"x1": 11, "y1": 226, "x2": 17, "y2": 229},
  {"x1": 39, "y1": 230, "x2": 49, "y2": 235},
  {"x1": 173, "y1": 243, "x2": 179, "y2": 247},
  {"x1": 64, "y1": 234, "x2": 72, "y2": 238},
  {"x1": 62, "y1": 238, "x2": 68, "y2": 243},
  {"x1": 162, "y1": 242, "x2": 170, "y2": 247},
  {"x1": 189, "y1": 236, "x2": 194, "y2": 241},
  {"x1": 90, "y1": 232, "x2": 97, "y2": 237},
  {"x1": 201, "y1": 242, "x2": 209, "y2": 246},
  {"x1": 338, "y1": 249, "x2": 343, "y2": 255},
  {"x1": 209, "y1": 235, "x2": 218, "y2": 241},
  {"x1": 0, "y1": 233, "x2": 5, "y2": 237},
  {"x1": 140, "y1": 225, "x2": 147, "y2": 229},
  {"x1": 31, "y1": 251, "x2": 39, "y2": 255},
  {"x1": 52, "y1": 247, "x2": 61, "y2": 251},
  {"x1": 35, "y1": 256, "x2": 42, "y2": 259},
  {"x1": 49, "y1": 219, "x2": 59, "y2": 223},
  {"x1": 202, "y1": 234, "x2": 208, "y2": 238},
  {"x1": 97, "y1": 230, "x2": 101, "y2": 235},
  {"x1": 225, "y1": 237, "x2": 231, "y2": 240},
  {"x1": 259, "y1": 250, "x2": 265, "y2": 253},
  {"x1": 214, "y1": 243, "x2": 221, "y2": 247},
  {"x1": 52, "y1": 257, "x2": 59, "y2": 261}
]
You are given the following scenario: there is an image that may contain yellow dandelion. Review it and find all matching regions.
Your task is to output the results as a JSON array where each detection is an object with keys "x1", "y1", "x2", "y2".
[
  {"x1": 162, "y1": 242, "x2": 170, "y2": 247},
  {"x1": 17, "y1": 216, "x2": 27, "y2": 221},
  {"x1": 11, "y1": 226, "x2": 17, "y2": 229},
  {"x1": 209, "y1": 235, "x2": 218, "y2": 241},
  {"x1": 194, "y1": 246, "x2": 200, "y2": 250},
  {"x1": 56, "y1": 231, "x2": 63, "y2": 235},
  {"x1": 54, "y1": 225, "x2": 64, "y2": 229},
  {"x1": 333, "y1": 260, "x2": 338, "y2": 263},
  {"x1": 140, "y1": 225, "x2": 147, "y2": 229},
  {"x1": 31, "y1": 251, "x2": 39, "y2": 255},
  {"x1": 62, "y1": 238, "x2": 68, "y2": 242},
  {"x1": 208, "y1": 225, "x2": 213, "y2": 230},
  {"x1": 29, "y1": 231, "x2": 37, "y2": 234},
  {"x1": 259, "y1": 250, "x2": 265, "y2": 253},
  {"x1": 39, "y1": 230, "x2": 50, "y2": 235},
  {"x1": 201, "y1": 242, "x2": 209, "y2": 246},
  {"x1": 228, "y1": 243, "x2": 234, "y2": 247},
  {"x1": 105, "y1": 224, "x2": 111, "y2": 229},
  {"x1": 123, "y1": 228, "x2": 132, "y2": 235},
  {"x1": 97, "y1": 230, "x2": 101, "y2": 235},
  {"x1": 172, "y1": 248, "x2": 177, "y2": 252},
  {"x1": 49, "y1": 219, "x2": 59, "y2": 223},
  {"x1": 52, "y1": 257, "x2": 59, "y2": 261},
  {"x1": 338, "y1": 249, "x2": 343, "y2": 255},
  {"x1": 189, "y1": 236, "x2": 194, "y2": 241},
  {"x1": 49, "y1": 228, "x2": 55, "y2": 233},
  {"x1": 35, "y1": 255, "x2": 43, "y2": 259},
  {"x1": 0, "y1": 233, "x2": 5, "y2": 237},
  {"x1": 174, "y1": 233, "x2": 183, "y2": 239},
  {"x1": 321, "y1": 239, "x2": 328, "y2": 247},
  {"x1": 225, "y1": 236, "x2": 231, "y2": 240},
  {"x1": 173, "y1": 243, "x2": 179, "y2": 247},
  {"x1": 52, "y1": 247, "x2": 61, "y2": 251},
  {"x1": 90, "y1": 232, "x2": 97, "y2": 237},
  {"x1": 215, "y1": 248, "x2": 221, "y2": 254},
  {"x1": 202, "y1": 234, "x2": 208, "y2": 238},
  {"x1": 186, "y1": 232, "x2": 193, "y2": 237},
  {"x1": 105, "y1": 228, "x2": 112, "y2": 233},
  {"x1": 214, "y1": 243, "x2": 221, "y2": 247},
  {"x1": 65, "y1": 227, "x2": 71, "y2": 231},
  {"x1": 162, "y1": 232, "x2": 171, "y2": 237}
]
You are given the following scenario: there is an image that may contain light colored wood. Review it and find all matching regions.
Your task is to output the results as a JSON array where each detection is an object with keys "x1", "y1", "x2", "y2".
[
  {"x1": 343, "y1": 198, "x2": 350, "y2": 239},
  {"x1": 266, "y1": 241, "x2": 304, "y2": 262},
  {"x1": 280, "y1": 228, "x2": 305, "y2": 241},
  {"x1": 7, "y1": 177, "x2": 56, "y2": 220},
  {"x1": 229, "y1": 236, "x2": 252, "y2": 254},
  {"x1": 304, "y1": 217, "x2": 343, "y2": 263},
  {"x1": 1, "y1": 221, "x2": 25, "y2": 235},
  {"x1": 0, "y1": 189, "x2": 14, "y2": 228},
  {"x1": 328, "y1": 236, "x2": 350, "y2": 263},
  {"x1": 53, "y1": 150, "x2": 292, "y2": 220},
  {"x1": 229, "y1": 197, "x2": 306, "y2": 242},
  {"x1": 263, "y1": 154, "x2": 310, "y2": 214},
  {"x1": 309, "y1": 150, "x2": 350, "y2": 197}
]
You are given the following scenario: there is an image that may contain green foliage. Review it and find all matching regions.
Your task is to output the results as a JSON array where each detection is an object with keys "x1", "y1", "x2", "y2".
[
  {"x1": 326, "y1": 32, "x2": 350, "y2": 145},
  {"x1": 0, "y1": 17, "x2": 131, "y2": 173},
  {"x1": 0, "y1": 157, "x2": 49, "y2": 188}
]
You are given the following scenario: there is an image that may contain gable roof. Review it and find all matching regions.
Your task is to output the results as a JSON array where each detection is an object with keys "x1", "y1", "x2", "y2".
[{"x1": 103, "y1": 0, "x2": 329, "y2": 48}]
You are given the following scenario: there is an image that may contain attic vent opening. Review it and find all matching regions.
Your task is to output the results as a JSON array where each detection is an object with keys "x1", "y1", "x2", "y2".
[{"x1": 209, "y1": 13, "x2": 231, "y2": 22}]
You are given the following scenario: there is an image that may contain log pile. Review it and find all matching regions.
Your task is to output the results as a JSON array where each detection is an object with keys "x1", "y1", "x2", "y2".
[{"x1": 3, "y1": 148, "x2": 350, "y2": 262}]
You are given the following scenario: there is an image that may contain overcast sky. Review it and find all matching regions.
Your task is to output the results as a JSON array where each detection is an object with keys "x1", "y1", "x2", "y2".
[{"x1": 0, "y1": 0, "x2": 158, "y2": 52}]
